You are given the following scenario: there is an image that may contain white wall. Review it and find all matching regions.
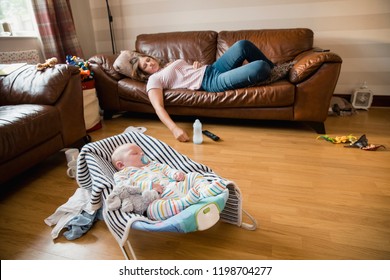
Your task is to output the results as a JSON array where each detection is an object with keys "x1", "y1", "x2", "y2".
[
  {"x1": 0, "y1": 37, "x2": 45, "y2": 62},
  {"x1": 84, "y1": 0, "x2": 390, "y2": 96},
  {"x1": 69, "y1": 0, "x2": 97, "y2": 59}
]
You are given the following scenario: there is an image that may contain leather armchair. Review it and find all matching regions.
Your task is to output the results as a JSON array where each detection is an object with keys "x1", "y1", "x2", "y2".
[{"x1": 0, "y1": 64, "x2": 87, "y2": 185}]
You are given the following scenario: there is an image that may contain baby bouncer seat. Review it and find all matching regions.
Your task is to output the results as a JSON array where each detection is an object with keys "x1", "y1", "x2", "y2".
[{"x1": 76, "y1": 131, "x2": 256, "y2": 259}]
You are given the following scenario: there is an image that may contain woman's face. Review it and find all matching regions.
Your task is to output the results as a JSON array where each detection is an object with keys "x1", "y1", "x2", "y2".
[{"x1": 138, "y1": 56, "x2": 160, "y2": 74}]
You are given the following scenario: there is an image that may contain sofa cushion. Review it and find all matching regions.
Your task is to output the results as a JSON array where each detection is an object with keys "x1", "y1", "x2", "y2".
[
  {"x1": 165, "y1": 81, "x2": 295, "y2": 108},
  {"x1": 118, "y1": 78, "x2": 148, "y2": 102},
  {"x1": 136, "y1": 31, "x2": 218, "y2": 65},
  {"x1": 117, "y1": 79, "x2": 295, "y2": 108},
  {"x1": 217, "y1": 28, "x2": 313, "y2": 64},
  {"x1": 0, "y1": 104, "x2": 62, "y2": 164}
]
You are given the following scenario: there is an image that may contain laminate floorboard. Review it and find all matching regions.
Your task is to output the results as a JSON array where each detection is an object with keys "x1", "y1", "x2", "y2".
[{"x1": 1, "y1": 108, "x2": 389, "y2": 260}]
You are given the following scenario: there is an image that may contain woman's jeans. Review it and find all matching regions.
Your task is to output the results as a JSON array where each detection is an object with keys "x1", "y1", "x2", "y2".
[{"x1": 201, "y1": 40, "x2": 274, "y2": 92}]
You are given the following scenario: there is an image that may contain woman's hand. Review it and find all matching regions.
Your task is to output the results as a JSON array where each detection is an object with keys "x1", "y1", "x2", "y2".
[
  {"x1": 171, "y1": 126, "x2": 190, "y2": 142},
  {"x1": 148, "y1": 88, "x2": 190, "y2": 142}
]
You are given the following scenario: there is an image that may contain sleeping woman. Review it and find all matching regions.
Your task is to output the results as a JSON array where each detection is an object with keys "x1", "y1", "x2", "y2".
[{"x1": 129, "y1": 40, "x2": 274, "y2": 142}]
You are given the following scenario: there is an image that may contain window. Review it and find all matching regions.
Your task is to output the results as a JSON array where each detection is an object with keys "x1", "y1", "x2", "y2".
[{"x1": 0, "y1": 0, "x2": 37, "y2": 37}]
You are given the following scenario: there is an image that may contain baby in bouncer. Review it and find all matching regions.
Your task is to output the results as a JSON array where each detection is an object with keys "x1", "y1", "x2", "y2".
[{"x1": 111, "y1": 143, "x2": 227, "y2": 220}]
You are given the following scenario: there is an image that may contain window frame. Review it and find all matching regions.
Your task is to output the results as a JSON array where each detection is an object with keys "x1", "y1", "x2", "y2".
[{"x1": 0, "y1": 0, "x2": 38, "y2": 37}]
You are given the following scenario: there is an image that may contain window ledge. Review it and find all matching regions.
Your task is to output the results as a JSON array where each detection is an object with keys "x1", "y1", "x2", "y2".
[{"x1": 0, "y1": 35, "x2": 38, "y2": 39}]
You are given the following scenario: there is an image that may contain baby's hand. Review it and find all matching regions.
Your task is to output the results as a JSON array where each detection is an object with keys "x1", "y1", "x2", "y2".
[
  {"x1": 174, "y1": 171, "x2": 185, "y2": 181},
  {"x1": 152, "y1": 183, "x2": 164, "y2": 195}
]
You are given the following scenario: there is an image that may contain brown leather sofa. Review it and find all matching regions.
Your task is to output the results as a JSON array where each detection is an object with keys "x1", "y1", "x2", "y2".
[
  {"x1": 88, "y1": 28, "x2": 342, "y2": 133},
  {"x1": 0, "y1": 64, "x2": 87, "y2": 185}
]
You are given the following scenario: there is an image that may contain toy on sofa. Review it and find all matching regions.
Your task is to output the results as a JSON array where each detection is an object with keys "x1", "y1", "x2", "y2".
[
  {"x1": 65, "y1": 55, "x2": 94, "y2": 81},
  {"x1": 36, "y1": 57, "x2": 58, "y2": 71},
  {"x1": 106, "y1": 185, "x2": 159, "y2": 214}
]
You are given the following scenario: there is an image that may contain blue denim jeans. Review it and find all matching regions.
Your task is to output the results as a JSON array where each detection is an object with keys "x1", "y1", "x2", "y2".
[{"x1": 201, "y1": 40, "x2": 274, "y2": 92}]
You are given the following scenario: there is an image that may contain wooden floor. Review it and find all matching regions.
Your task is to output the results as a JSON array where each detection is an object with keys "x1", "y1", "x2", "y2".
[{"x1": 1, "y1": 108, "x2": 390, "y2": 260}]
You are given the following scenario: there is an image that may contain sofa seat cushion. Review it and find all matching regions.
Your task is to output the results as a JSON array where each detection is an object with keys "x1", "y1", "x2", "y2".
[
  {"x1": 118, "y1": 79, "x2": 295, "y2": 108},
  {"x1": 0, "y1": 104, "x2": 62, "y2": 164}
]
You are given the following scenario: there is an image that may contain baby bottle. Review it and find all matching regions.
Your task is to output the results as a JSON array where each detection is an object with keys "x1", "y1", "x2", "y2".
[{"x1": 193, "y1": 119, "x2": 203, "y2": 144}]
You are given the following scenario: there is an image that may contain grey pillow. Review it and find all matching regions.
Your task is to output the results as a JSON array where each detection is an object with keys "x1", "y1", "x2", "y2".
[{"x1": 113, "y1": 50, "x2": 140, "y2": 77}]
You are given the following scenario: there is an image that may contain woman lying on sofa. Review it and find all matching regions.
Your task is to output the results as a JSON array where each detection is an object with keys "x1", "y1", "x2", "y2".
[{"x1": 130, "y1": 40, "x2": 274, "y2": 142}]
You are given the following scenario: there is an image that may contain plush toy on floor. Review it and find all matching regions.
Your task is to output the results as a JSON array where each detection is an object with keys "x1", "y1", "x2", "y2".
[
  {"x1": 106, "y1": 186, "x2": 159, "y2": 214},
  {"x1": 36, "y1": 57, "x2": 58, "y2": 71}
]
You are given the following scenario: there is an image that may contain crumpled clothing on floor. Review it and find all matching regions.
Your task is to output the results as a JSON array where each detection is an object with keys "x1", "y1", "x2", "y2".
[{"x1": 63, "y1": 208, "x2": 103, "y2": 240}]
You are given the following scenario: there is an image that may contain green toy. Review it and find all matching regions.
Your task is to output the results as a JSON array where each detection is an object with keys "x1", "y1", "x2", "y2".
[{"x1": 317, "y1": 134, "x2": 386, "y2": 151}]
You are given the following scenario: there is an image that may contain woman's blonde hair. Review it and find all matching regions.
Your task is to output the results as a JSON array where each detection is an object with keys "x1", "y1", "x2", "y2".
[{"x1": 129, "y1": 53, "x2": 165, "y2": 82}]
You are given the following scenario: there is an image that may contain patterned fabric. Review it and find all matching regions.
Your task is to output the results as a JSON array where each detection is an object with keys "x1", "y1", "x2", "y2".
[
  {"x1": 0, "y1": 50, "x2": 40, "y2": 64},
  {"x1": 76, "y1": 132, "x2": 238, "y2": 246},
  {"x1": 113, "y1": 162, "x2": 181, "y2": 191},
  {"x1": 32, "y1": 0, "x2": 83, "y2": 63},
  {"x1": 257, "y1": 60, "x2": 296, "y2": 85},
  {"x1": 146, "y1": 174, "x2": 228, "y2": 221}
]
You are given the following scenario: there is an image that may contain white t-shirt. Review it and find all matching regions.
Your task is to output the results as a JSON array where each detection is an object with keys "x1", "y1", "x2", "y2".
[{"x1": 146, "y1": 59, "x2": 207, "y2": 92}]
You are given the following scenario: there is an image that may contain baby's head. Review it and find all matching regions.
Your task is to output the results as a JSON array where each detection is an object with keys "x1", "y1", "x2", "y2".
[{"x1": 111, "y1": 143, "x2": 149, "y2": 170}]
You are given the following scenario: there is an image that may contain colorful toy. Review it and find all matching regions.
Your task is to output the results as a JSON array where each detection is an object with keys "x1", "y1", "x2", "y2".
[
  {"x1": 317, "y1": 134, "x2": 357, "y2": 144},
  {"x1": 317, "y1": 134, "x2": 386, "y2": 151},
  {"x1": 344, "y1": 134, "x2": 386, "y2": 151},
  {"x1": 65, "y1": 55, "x2": 94, "y2": 81}
]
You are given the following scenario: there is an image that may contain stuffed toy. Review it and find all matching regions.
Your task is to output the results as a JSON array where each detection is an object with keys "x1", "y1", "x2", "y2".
[
  {"x1": 106, "y1": 186, "x2": 160, "y2": 214},
  {"x1": 36, "y1": 57, "x2": 58, "y2": 71}
]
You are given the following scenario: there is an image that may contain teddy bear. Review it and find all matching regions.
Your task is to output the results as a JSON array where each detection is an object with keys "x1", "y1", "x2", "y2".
[
  {"x1": 106, "y1": 185, "x2": 159, "y2": 214},
  {"x1": 36, "y1": 57, "x2": 58, "y2": 71}
]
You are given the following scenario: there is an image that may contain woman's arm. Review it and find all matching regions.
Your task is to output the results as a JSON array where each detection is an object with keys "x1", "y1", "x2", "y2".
[{"x1": 148, "y1": 88, "x2": 190, "y2": 142}]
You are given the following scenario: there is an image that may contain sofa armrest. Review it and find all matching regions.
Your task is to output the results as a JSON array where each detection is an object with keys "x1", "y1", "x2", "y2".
[
  {"x1": 55, "y1": 70, "x2": 87, "y2": 146},
  {"x1": 88, "y1": 54, "x2": 123, "y2": 81},
  {"x1": 0, "y1": 64, "x2": 80, "y2": 105},
  {"x1": 289, "y1": 50, "x2": 342, "y2": 83},
  {"x1": 292, "y1": 50, "x2": 343, "y2": 123},
  {"x1": 88, "y1": 54, "x2": 125, "y2": 113}
]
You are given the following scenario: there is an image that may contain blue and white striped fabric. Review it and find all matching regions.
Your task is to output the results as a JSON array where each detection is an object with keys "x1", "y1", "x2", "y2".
[{"x1": 76, "y1": 132, "x2": 238, "y2": 246}]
